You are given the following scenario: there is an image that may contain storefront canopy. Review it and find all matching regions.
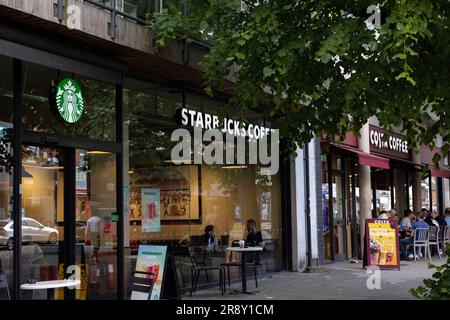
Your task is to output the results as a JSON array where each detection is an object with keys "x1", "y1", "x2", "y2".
[
  {"x1": 431, "y1": 168, "x2": 450, "y2": 179},
  {"x1": 330, "y1": 144, "x2": 390, "y2": 170}
]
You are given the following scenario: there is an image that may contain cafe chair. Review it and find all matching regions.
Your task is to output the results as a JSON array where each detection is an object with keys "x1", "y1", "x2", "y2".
[
  {"x1": 443, "y1": 226, "x2": 450, "y2": 254},
  {"x1": 413, "y1": 228, "x2": 432, "y2": 262},
  {"x1": 220, "y1": 240, "x2": 259, "y2": 288},
  {"x1": 126, "y1": 271, "x2": 155, "y2": 300},
  {"x1": 187, "y1": 244, "x2": 225, "y2": 296},
  {"x1": 428, "y1": 226, "x2": 442, "y2": 258}
]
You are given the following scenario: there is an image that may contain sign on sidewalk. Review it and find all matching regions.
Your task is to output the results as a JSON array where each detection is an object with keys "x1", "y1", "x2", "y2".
[{"x1": 365, "y1": 219, "x2": 400, "y2": 270}]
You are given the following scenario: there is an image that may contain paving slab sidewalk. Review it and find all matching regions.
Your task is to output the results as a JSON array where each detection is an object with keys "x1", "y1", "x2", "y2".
[{"x1": 183, "y1": 257, "x2": 447, "y2": 300}]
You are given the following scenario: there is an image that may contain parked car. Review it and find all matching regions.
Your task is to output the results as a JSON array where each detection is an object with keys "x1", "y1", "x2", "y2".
[{"x1": 0, "y1": 218, "x2": 59, "y2": 250}]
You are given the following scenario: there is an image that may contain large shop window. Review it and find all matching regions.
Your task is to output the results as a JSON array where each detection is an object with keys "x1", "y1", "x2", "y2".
[
  {"x1": 123, "y1": 81, "x2": 283, "y2": 291},
  {"x1": 21, "y1": 62, "x2": 116, "y2": 141},
  {"x1": 0, "y1": 55, "x2": 13, "y2": 300}
]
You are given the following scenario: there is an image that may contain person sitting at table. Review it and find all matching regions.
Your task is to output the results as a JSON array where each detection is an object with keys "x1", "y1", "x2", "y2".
[
  {"x1": 203, "y1": 225, "x2": 219, "y2": 253},
  {"x1": 400, "y1": 211, "x2": 430, "y2": 260},
  {"x1": 246, "y1": 219, "x2": 265, "y2": 248},
  {"x1": 445, "y1": 208, "x2": 450, "y2": 226},
  {"x1": 399, "y1": 209, "x2": 413, "y2": 230},
  {"x1": 377, "y1": 210, "x2": 388, "y2": 219},
  {"x1": 425, "y1": 210, "x2": 440, "y2": 227}
]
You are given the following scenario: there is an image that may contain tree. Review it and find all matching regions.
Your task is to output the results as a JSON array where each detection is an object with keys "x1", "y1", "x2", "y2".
[{"x1": 150, "y1": 0, "x2": 450, "y2": 161}]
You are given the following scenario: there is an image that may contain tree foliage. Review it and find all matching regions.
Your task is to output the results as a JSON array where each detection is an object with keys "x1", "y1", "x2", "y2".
[
  {"x1": 410, "y1": 244, "x2": 450, "y2": 300},
  {"x1": 150, "y1": 0, "x2": 450, "y2": 159}
]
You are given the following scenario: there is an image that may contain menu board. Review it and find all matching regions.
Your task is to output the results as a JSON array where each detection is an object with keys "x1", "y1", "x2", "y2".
[
  {"x1": 132, "y1": 245, "x2": 167, "y2": 300},
  {"x1": 365, "y1": 219, "x2": 400, "y2": 270}
]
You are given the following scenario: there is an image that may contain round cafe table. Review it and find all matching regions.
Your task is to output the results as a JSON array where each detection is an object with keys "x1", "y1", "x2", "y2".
[
  {"x1": 226, "y1": 246, "x2": 263, "y2": 294},
  {"x1": 21, "y1": 279, "x2": 81, "y2": 300}
]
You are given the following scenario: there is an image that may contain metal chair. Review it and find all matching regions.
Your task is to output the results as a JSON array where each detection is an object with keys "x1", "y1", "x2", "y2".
[
  {"x1": 220, "y1": 240, "x2": 259, "y2": 288},
  {"x1": 126, "y1": 271, "x2": 155, "y2": 300},
  {"x1": 428, "y1": 226, "x2": 442, "y2": 258},
  {"x1": 413, "y1": 228, "x2": 432, "y2": 262},
  {"x1": 187, "y1": 244, "x2": 225, "y2": 296},
  {"x1": 443, "y1": 226, "x2": 450, "y2": 254}
]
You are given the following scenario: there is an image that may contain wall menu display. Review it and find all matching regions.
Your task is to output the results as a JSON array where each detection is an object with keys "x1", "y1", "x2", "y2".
[
  {"x1": 365, "y1": 219, "x2": 400, "y2": 270},
  {"x1": 141, "y1": 188, "x2": 160, "y2": 233}
]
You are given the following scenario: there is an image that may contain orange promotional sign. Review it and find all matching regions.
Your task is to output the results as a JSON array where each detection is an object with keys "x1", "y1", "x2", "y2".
[{"x1": 365, "y1": 219, "x2": 400, "y2": 270}]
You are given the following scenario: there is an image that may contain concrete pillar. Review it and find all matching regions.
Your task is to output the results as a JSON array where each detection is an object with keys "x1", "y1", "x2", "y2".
[
  {"x1": 412, "y1": 150, "x2": 422, "y2": 212},
  {"x1": 291, "y1": 147, "x2": 307, "y2": 272},
  {"x1": 358, "y1": 123, "x2": 372, "y2": 257}
]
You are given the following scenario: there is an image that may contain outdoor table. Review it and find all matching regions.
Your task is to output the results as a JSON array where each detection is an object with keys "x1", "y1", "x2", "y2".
[
  {"x1": 226, "y1": 246, "x2": 263, "y2": 294},
  {"x1": 20, "y1": 279, "x2": 81, "y2": 300}
]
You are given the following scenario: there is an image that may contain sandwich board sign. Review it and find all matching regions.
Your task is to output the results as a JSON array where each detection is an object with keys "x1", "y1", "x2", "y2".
[{"x1": 132, "y1": 244, "x2": 181, "y2": 300}]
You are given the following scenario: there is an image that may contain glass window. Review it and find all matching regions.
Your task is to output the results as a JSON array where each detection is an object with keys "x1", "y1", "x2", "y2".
[
  {"x1": 21, "y1": 62, "x2": 116, "y2": 141},
  {"x1": 123, "y1": 81, "x2": 283, "y2": 292},
  {"x1": 421, "y1": 176, "x2": 430, "y2": 209},
  {"x1": 431, "y1": 176, "x2": 439, "y2": 212},
  {"x1": 443, "y1": 178, "x2": 450, "y2": 209},
  {"x1": 0, "y1": 55, "x2": 13, "y2": 300}
]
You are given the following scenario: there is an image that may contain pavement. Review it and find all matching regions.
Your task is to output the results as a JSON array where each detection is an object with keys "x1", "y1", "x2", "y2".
[{"x1": 183, "y1": 256, "x2": 448, "y2": 300}]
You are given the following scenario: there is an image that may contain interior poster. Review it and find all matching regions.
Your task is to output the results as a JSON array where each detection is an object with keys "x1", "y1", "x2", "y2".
[
  {"x1": 141, "y1": 188, "x2": 160, "y2": 233},
  {"x1": 365, "y1": 219, "x2": 400, "y2": 270},
  {"x1": 132, "y1": 245, "x2": 167, "y2": 300}
]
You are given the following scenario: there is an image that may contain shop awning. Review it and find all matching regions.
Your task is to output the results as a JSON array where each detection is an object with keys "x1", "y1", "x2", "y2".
[
  {"x1": 431, "y1": 168, "x2": 450, "y2": 179},
  {"x1": 330, "y1": 144, "x2": 390, "y2": 170}
]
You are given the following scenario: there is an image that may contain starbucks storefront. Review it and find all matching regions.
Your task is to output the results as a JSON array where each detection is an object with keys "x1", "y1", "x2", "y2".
[{"x1": 0, "y1": 37, "x2": 289, "y2": 300}]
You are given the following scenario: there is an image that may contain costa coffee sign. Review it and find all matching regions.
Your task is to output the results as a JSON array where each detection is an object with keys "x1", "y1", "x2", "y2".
[{"x1": 369, "y1": 125, "x2": 410, "y2": 160}]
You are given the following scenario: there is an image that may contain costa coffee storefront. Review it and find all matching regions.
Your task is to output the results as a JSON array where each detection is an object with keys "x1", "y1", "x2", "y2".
[
  {"x1": 368, "y1": 125, "x2": 419, "y2": 216},
  {"x1": 320, "y1": 124, "x2": 449, "y2": 262}
]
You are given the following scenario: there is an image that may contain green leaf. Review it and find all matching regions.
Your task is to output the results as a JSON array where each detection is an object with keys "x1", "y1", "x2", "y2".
[{"x1": 263, "y1": 67, "x2": 275, "y2": 78}]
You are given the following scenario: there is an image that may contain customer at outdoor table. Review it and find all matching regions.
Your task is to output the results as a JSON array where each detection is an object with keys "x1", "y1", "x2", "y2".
[
  {"x1": 246, "y1": 219, "x2": 265, "y2": 248},
  {"x1": 399, "y1": 209, "x2": 413, "y2": 232},
  {"x1": 203, "y1": 225, "x2": 220, "y2": 253},
  {"x1": 425, "y1": 210, "x2": 440, "y2": 227},
  {"x1": 445, "y1": 208, "x2": 450, "y2": 226},
  {"x1": 378, "y1": 209, "x2": 396, "y2": 220},
  {"x1": 400, "y1": 211, "x2": 430, "y2": 260},
  {"x1": 378, "y1": 210, "x2": 388, "y2": 219}
]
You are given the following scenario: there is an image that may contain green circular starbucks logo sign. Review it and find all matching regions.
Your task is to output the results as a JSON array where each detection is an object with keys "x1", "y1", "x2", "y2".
[{"x1": 55, "y1": 78, "x2": 84, "y2": 123}]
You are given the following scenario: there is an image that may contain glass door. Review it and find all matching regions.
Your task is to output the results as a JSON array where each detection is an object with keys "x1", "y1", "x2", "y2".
[
  {"x1": 75, "y1": 149, "x2": 117, "y2": 300},
  {"x1": 20, "y1": 145, "x2": 117, "y2": 300},
  {"x1": 21, "y1": 145, "x2": 65, "y2": 300},
  {"x1": 332, "y1": 173, "x2": 347, "y2": 261}
]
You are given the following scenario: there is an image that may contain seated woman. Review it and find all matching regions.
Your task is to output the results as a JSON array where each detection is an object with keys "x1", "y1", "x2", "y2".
[
  {"x1": 246, "y1": 219, "x2": 265, "y2": 248},
  {"x1": 203, "y1": 225, "x2": 219, "y2": 253}
]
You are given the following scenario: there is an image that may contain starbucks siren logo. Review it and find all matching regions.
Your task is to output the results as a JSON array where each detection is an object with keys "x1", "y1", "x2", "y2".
[{"x1": 55, "y1": 78, "x2": 84, "y2": 123}]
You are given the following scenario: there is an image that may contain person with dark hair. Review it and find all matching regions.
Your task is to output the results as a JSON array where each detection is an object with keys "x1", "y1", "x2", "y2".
[
  {"x1": 203, "y1": 225, "x2": 219, "y2": 253},
  {"x1": 246, "y1": 219, "x2": 264, "y2": 248},
  {"x1": 400, "y1": 211, "x2": 430, "y2": 260},
  {"x1": 445, "y1": 208, "x2": 450, "y2": 226},
  {"x1": 399, "y1": 209, "x2": 413, "y2": 232},
  {"x1": 425, "y1": 211, "x2": 440, "y2": 227}
]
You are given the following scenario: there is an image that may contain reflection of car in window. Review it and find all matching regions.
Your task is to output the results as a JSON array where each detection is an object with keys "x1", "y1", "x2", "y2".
[{"x1": 0, "y1": 218, "x2": 59, "y2": 250}]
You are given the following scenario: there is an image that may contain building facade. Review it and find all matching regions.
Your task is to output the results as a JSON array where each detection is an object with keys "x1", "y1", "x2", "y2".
[{"x1": 0, "y1": 1, "x2": 306, "y2": 300}]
